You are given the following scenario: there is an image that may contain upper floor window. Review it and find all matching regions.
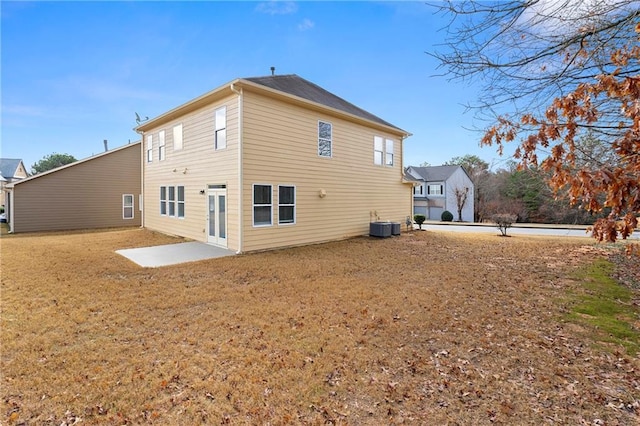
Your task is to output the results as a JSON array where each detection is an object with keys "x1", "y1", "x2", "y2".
[
  {"x1": 414, "y1": 185, "x2": 424, "y2": 196},
  {"x1": 158, "y1": 130, "x2": 166, "y2": 161},
  {"x1": 173, "y1": 124, "x2": 183, "y2": 151},
  {"x1": 146, "y1": 135, "x2": 153, "y2": 163},
  {"x1": 253, "y1": 184, "x2": 272, "y2": 226},
  {"x1": 374, "y1": 136, "x2": 383, "y2": 165},
  {"x1": 428, "y1": 184, "x2": 443, "y2": 196},
  {"x1": 215, "y1": 107, "x2": 226, "y2": 150},
  {"x1": 318, "y1": 121, "x2": 332, "y2": 157},
  {"x1": 385, "y1": 139, "x2": 394, "y2": 166},
  {"x1": 278, "y1": 185, "x2": 295, "y2": 225},
  {"x1": 374, "y1": 136, "x2": 394, "y2": 166}
]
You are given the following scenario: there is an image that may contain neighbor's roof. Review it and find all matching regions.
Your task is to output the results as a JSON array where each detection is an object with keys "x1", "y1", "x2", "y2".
[
  {"x1": 136, "y1": 74, "x2": 409, "y2": 136},
  {"x1": 0, "y1": 158, "x2": 25, "y2": 180},
  {"x1": 7, "y1": 142, "x2": 140, "y2": 187},
  {"x1": 409, "y1": 165, "x2": 461, "y2": 182}
]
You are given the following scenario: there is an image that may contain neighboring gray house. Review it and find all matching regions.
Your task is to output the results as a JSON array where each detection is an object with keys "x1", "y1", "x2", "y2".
[
  {"x1": 1, "y1": 158, "x2": 29, "y2": 209},
  {"x1": 406, "y1": 165, "x2": 474, "y2": 222}
]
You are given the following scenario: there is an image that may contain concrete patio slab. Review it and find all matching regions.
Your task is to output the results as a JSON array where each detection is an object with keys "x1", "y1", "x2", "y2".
[{"x1": 116, "y1": 242, "x2": 235, "y2": 267}]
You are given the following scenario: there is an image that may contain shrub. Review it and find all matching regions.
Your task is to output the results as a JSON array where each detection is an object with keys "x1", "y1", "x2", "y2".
[
  {"x1": 492, "y1": 213, "x2": 517, "y2": 236},
  {"x1": 413, "y1": 214, "x2": 426, "y2": 230},
  {"x1": 441, "y1": 210, "x2": 454, "y2": 222}
]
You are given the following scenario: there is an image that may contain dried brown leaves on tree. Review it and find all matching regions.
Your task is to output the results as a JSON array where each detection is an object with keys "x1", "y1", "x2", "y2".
[{"x1": 481, "y1": 30, "x2": 640, "y2": 250}]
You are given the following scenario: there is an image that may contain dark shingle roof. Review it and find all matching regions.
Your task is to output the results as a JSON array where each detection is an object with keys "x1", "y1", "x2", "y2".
[
  {"x1": 0, "y1": 158, "x2": 24, "y2": 179},
  {"x1": 244, "y1": 74, "x2": 402, "y2": 131},
  {"x1": 410, "y1": 165, "x2": 460, "y2": 182}
]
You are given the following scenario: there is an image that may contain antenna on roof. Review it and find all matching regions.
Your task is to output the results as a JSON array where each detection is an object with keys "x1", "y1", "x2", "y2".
[
  {"x1": 270, "y1": 66, "x2": 275, "y2": 76},
  {"x1": 135, "y1": 112, "x2": 149, "y2": 125}
]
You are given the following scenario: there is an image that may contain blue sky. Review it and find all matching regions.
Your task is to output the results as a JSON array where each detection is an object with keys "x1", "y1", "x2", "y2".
[{"x1": 1, "y1": 1, "x2": 506, "y2": 172}]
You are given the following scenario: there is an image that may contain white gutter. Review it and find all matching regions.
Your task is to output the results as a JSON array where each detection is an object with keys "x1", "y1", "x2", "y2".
[
  {"x1": 135, "y1": 130, "x2": 145, "y2": 230},
  {"x1": 230, "y1": 83, "x2": 243, "y2": 254}
]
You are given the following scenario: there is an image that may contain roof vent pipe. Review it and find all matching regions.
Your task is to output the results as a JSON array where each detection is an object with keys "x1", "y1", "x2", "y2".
[
  {"x1": 270, "y1": 66, "x2": 275, "y2": 76},
  {"x1": 103, "y1": 139, "x2": 108, "y2": 152}
]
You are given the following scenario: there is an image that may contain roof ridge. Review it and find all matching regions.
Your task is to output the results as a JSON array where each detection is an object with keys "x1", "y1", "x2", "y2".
[{"x1": 243, "y1": 74, "x2": 403, "y2": 132}]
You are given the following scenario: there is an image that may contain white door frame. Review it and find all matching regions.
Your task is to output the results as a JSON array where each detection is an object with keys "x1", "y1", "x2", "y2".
[{"x1": 206, "y1": 186, "x2": 227, "y2": 247}]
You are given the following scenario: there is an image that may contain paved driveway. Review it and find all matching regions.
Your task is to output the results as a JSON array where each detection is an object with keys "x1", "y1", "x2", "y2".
[{"x1": 420, "y1": 222, "x2": 640, "y2": 240}]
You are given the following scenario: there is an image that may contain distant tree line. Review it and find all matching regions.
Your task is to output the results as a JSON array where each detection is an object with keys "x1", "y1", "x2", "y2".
[{"x1": 445, "y1": 154, "x2": 609, "y2": 225}]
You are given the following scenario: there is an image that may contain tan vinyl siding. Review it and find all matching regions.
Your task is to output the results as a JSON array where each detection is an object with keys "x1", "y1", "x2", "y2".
[
  {"x1": 11, "y1": 143, "x2": 141, "y2": 233},
  {"x1": 241, "y1": 91, "x2": 411, "y2": 252},
  {"x1": 142, "y1": 94, "x2": 240, "y2": 249}
]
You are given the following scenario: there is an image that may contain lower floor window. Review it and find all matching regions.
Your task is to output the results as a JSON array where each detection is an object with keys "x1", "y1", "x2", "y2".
[
  {"x1": 123, "y1": 194, "x2": 134, "y2": 219},
  {"x1": 177, "y1": 186, "x2": 185, "y2": 218},
  {"x1": 278, "y1": 185, "x2": 295, "y2": 224},
  {"x1": 253, "y1": 184, "x2": 272, "y2": 226},
  {"x1": 160, "y1": 186, "x2": 167, "y2": 215},
  {"x1": 160, "y1": 185, "x2": 185, "y2": 218}
]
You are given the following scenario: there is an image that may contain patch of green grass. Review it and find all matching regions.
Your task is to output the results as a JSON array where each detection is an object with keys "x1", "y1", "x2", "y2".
[{"x1": 565, "y1": 258, "x2": 640, "y2": 355}]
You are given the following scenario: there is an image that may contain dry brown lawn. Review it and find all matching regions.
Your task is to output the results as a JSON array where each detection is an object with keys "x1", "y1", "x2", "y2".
[{"x1": 1, "y1": 228, "x2": 638, "y2": 425}]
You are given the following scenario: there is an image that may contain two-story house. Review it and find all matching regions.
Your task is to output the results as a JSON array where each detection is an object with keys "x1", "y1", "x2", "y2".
[
  {"x1": 135, "y1": 74, "x2": 413, "y2": 253},
  {"x1": 406, "y1": 165, "x2": 474, "y2": 222}
]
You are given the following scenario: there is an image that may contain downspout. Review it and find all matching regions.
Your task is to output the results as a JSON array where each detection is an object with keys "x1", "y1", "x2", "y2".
[
  {"x1": 136, "y1": 129, "x2": 145, "y2": 230},
  {"x1": 401, "y1": 135, "x2": 413, "y2": 225},
  {"x1": 6, "y1": 187, "x2": 13, "y2": 233},
  {"x1": 230, "y1": 83, "x2": 243, "y2": 254}
]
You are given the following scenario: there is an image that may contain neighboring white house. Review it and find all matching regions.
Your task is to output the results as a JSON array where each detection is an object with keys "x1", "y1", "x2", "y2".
[
  {"x1": 406, "y1": 165, "x2": 475, "y2": 222},
  {"x1": 0, "y1": 158, "x2": 28, "y2": 210}
]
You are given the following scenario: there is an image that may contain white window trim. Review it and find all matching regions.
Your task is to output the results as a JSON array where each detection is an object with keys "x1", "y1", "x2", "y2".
[
  {"x1": 160, "y1": 186, "x2": 167, "y2": 215},
  {"x1": 146, "y1": 134, "x2": 153, "y2": 163},
  {"x1": 427, "y1": 184, "x2": 444, "y2": 196},
  {"x1": 385, "y1": 139, "x2": 394, "y2": 166},
  {"x1": 161, "y1": 185, "x2": 185, "y2": 218},
  {"x1": 374, "y1": 136, "x2": 383, "y2": 166},
  {"x1": 215, "y1": 107, "x2": 227, "y2": 150},
  {"x1": 252, "y1": 183, "x2": 273, "y2": 227},
  {"x1": 158, "y1": 130, "x2": 166, "y2": 161},
  {"x1": 278, "y1": 184, "x2": 296, "y2": 225},
  {"x1": 168, "y1": 186, "x2": 176, "y2": 217},
  {"x1": 173, "y1": 123, "x2": 183, "y2": 151},
  {"x1": 177, "y1": 185, "x2": 185, "y2": 219},
  {"x1": 318, "y1": 120, "x2": 332, "y2": 158},
  {"x1": 123, "y1": 194, "x2": 134, "y2": 220}
]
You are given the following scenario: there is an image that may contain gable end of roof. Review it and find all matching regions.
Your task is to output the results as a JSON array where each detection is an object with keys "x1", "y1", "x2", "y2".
[{"x1": 243, "y1": 74, "x2": 405, "y2": 133}]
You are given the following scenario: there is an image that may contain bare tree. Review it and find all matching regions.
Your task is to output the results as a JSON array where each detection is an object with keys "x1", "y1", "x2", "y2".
[
  {"x1": 431, "y1": 1, "x2": 639, "y2": 248},
  {"x1": 453, "y1": 186, "x2": 470, "y2": 221},
  {"x1": 430, "y1": 1, "x2": 639, "y2": 133},
  {"x1": 446, "y1": 154, "x2": 490, "y2": 220}
]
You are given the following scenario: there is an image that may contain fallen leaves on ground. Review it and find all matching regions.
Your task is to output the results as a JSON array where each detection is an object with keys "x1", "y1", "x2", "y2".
[{"x1": 1, "y1": 228, "x2": 638, "y2": 424}]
